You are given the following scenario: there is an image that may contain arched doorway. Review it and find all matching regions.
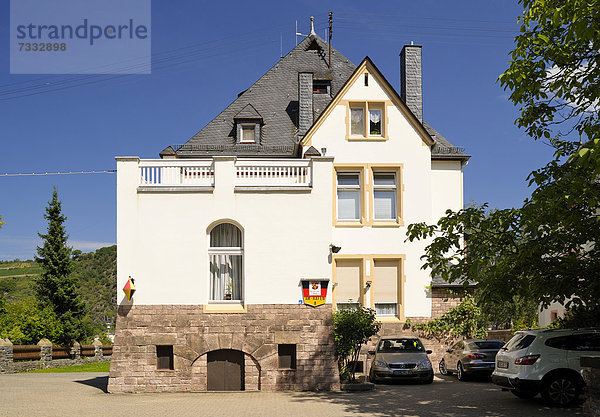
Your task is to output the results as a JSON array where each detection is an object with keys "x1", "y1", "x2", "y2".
[{"x1": 207, "y1": 349, "x2": 245, "y2": 391}]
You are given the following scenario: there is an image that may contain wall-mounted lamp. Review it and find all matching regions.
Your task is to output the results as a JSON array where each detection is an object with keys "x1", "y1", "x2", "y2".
[
  {"x1": 365, "y1": 280, "x2": 372, "y2": 288},
  {"x1": 330, "y1": 244, "x2": 341, "y2": 253}
]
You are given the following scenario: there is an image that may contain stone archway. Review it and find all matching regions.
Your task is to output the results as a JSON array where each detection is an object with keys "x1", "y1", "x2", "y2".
[
  {"x1": 207, "y1": 349, "x2": 245, "y2": 391},
  {"x1": 190, "y1": 346, "x2": 263, "y2": 391}
]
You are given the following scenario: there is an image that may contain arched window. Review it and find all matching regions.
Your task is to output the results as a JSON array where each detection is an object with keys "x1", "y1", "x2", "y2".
[{"x1": 209, "y1": 223, "x2": 243, "y2": 301}]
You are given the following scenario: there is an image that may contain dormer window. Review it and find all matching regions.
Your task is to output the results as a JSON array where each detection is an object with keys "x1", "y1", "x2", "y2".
[
  {"x1": 234, "y1": 104, "x2": 262, "y2": 144},
  {"x1": 313, "y1": 80, "x2": 330, "y2": 95},
  {"x1": 240, "y1": 124, "x2": 257, "y2": 143}
]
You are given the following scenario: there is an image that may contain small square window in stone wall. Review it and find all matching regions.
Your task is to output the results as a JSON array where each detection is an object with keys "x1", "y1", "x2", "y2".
[
  {"x1": 278, "y1": 344, "x2": 296, "y2": 369},
  {"x1": 156, "y1": 345, "x2": 173, "y2": 370}
]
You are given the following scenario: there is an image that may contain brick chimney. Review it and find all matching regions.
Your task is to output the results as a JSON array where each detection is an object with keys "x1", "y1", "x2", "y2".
[
  {"x1": 400, "y1": 44, "x2": 423, "y2": 123},
  {"x1": 298, "y1": 72, "x2": 313, "y2": 137}
]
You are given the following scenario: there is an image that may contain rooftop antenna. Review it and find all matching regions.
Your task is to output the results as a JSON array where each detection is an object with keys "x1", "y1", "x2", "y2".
[
  {"x1": 296, "y1": 20, "x2": 308, "y2": 45},
  {"x1": 280, "y1": 32, "x2": 283, "y2": 58},
  {"x1": 328, "y1": 12, "x2": 333, "y2": 68}
]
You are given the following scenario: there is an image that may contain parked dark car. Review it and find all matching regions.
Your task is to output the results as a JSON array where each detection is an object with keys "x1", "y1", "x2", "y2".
[
  {"x1": 368, "y1": 337, "x2": 434, "y2": 384},
  {"x1": 439, "y1": 339, "x2": 505, "y2": 380}
]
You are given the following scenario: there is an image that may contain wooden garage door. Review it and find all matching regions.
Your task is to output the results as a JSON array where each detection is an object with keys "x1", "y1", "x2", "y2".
[{"x1": 207, "y1": 349, "x2": 245, "y2": 391}]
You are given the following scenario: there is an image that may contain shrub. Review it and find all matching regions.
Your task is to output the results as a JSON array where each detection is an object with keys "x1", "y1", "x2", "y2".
[{"x1": 333, "y1": 306, "x2": 380, "y2": 383}]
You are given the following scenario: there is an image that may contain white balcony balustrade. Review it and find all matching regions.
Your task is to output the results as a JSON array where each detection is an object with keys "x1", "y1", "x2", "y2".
[
  {"x1": 139, "y1": 160, "x2": 214, "y2": 187},
  {"x1": 136, "y1": 158, "x2": 312, "y2": 190},
  {"x1": 235, "y1": 159, "x2": 311, "y2": 187}
]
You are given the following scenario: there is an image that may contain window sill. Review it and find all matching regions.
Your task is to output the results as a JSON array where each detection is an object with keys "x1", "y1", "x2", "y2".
[
  {"x1": 346, "y1": 136, "x2": 388, "y2": 142},
  {"x1": 335, "y1": 221, "x2": 365, "y2": 228},
  {"x1": 372, "y1": 220, "x2": 404, "y2": 227},
  {"x1": 376, "y1": 317, "x2": 403, "y2": 323},
  {"x1": 203, "y1": 303, "x2": 247, "y2": 313}
]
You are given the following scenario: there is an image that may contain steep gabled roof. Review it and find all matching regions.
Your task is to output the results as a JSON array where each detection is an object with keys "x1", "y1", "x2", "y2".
[
  {"x1": 300, "y1": 56, "x2": 436, "y2": 148},
  {"x1": 300, "y1": 57, "x2": 469, "y2": 161},
  {"x1": 175, "y1": 34, "x2": 356, "y2": 158}
]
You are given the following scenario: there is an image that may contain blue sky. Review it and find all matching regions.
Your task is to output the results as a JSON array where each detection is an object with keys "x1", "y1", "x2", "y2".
[{"x1": 0, "y1": 0, "x2": 555, "y2": 260}]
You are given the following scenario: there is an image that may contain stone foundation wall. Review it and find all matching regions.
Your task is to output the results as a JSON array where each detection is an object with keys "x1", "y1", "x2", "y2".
[
  {"x1": 431, "y1": 288, "x2": 467, "y2": 318},
  {"x1": 108, "y1": 304, "x2": 339, "y2": 393}
]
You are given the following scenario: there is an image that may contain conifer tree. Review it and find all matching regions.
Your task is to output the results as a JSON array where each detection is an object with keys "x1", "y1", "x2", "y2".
[{"x1": 35, "y1": 187, "x2": 84, "y2": 344}]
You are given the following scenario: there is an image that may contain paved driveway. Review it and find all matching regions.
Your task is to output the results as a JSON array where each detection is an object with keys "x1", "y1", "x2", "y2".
[{"x1": 0, "y1": 373, "x2": 584, "y2": 417}]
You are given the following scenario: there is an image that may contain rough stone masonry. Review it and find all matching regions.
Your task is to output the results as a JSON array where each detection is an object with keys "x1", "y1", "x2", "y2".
[{"x1": 108, "y1": 304, "x2": 340, "y2": 393}]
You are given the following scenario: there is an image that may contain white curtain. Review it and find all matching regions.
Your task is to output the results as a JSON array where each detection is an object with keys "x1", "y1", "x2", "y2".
[
  {"x1": 210, "y1": 254, "x2": 242, "y2": 300},
  {"x1": 351, "y1": 108, "x2": 364, "y2": 135},
  {"x1": 209, "y1": 223, "x2": 243, "y2": 301},
  {"x1": 210, "y1": 223, "x2": 242, "y2": 247},
  {"x1": 369, "y1": 109, "x2": 381, "y2": 123}
]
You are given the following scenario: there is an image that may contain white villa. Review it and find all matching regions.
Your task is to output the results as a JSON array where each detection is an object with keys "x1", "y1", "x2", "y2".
[{"x1": 108, "y1": 29, "x2": 469, "y2": 393}]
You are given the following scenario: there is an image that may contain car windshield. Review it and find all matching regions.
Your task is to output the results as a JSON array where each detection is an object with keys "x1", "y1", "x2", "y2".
[
  {"x1": 378, "y1": 338, "x2": 424, "y2": 352},
  {"x1": 472, "y1": 341, "x2": 505, "y2": 350},
  {"x1": 503, "y1": 334, "x2": 536, "y2": 352}
]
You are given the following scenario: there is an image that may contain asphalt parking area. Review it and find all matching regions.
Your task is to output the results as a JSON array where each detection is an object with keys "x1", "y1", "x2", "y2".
[{"x1": 0, "y1": 373, "x2": 584, "y2": 416}]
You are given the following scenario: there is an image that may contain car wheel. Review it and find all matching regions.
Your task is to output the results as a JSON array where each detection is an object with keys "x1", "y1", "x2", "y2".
[
  {"x1": 541, "y1": 374, "x2": 580, "y2": 407},
  {"x1": 423, "y1": 372, "x2": 434, "y2": 384},
  {"x1": 439, "y1": 359, "x2": 448, "y2": 376},
  {"x1": 457, "y1": 362, "x2": 466, "y2": 381},
  {"x1": 369, "y1": 370, "x2": 378, "y2": 384},
  {"x1": 511, "y1": 389, "x2": 537, "y2": 399}
]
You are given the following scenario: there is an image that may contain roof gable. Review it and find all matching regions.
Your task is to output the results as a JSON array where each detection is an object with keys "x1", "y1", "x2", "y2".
[
  {"x1": 234, "y1": 104, "x2": 262, "y2": 120},
  {"x1": 300, "y1": 57, "x2": 435, "y2": 147}
]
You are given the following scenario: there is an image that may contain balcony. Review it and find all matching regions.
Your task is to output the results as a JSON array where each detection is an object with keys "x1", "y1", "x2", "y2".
[{"x1": 135, "y1": 158, "x2": 312, "y2": 192}]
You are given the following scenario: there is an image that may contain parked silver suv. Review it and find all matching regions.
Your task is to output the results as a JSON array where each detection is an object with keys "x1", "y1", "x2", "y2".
[{"x1": 492, "y1": 328, "x2": 600, "y2": 407}]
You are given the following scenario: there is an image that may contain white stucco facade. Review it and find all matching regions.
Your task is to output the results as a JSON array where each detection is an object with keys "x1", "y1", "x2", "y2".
[{"x1": 116, "y1": 59, "x2": 466, "y2": 320}]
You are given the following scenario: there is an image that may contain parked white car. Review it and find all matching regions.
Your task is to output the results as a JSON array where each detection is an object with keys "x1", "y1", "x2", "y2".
[{"x1": 492, "y1": 328, "x2": 600, "y2": 407}]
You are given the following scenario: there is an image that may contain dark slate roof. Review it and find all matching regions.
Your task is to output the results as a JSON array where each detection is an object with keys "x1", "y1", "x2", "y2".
[
  {"x1": 424, "y1": 122, "x2": 471, "y2": 161},
  {"x1": 431, "y1": 274, "x2": 477, "y2": 288},
  {"x1": 175, "y1": 34, "x2": 356, "y2": 158},
  {"x1": 234, "y1": 104, "x2": 262, "y2": 120}
]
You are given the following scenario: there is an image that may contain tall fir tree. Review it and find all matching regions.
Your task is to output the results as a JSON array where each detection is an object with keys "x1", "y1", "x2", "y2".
[{"x1": 35, "y1": 187, "x2": 84, "y2": 344}]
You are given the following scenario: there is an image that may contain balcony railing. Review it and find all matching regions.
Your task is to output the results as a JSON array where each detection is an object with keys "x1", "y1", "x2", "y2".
[
  {"x1": 137, "y1": 159, "x2": 312, "y2": 189},
  {"x1": 139, "y1": 160, "x2": 214, "y2": 187},
  {"x1": 235, "y1": 159, "x2": 311, "y2": 187}
]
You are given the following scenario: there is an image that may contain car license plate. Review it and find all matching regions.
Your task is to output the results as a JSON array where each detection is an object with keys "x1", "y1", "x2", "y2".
[
  {"x1": 497, "y1": 360, "x2": 508, "y2": 369},
  {"x1": 393, "y1": 370, "x2": 408, "y2": 375}
]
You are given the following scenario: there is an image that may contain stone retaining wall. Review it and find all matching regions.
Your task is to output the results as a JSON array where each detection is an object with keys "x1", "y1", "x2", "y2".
[
  {"x1": 0, "y1": 338, "x2": 111, "y2": 373},
  {"x1": 108, "y1": 304, "x2": 339, "y2": 393}
]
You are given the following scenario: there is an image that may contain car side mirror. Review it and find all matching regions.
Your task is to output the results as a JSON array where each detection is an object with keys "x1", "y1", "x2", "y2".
[
  {"x1": 446, "y1": 349, "x2": 453, "y2": 353},
  {"x1": 426, "y1": 350, "x2": 432, "y2": 354},
  {"x1": 368, "y1": 350, "x2": 376, "y2": 355}
]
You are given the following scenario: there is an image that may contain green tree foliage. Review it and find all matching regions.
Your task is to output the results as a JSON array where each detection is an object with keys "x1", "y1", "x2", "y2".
[
  {"x1": 499, "y1": 0, "x2": 600, "y2": 168},
  {"x1": 34, "y1": 188, "x2": 86, "y2": 344},
  {"x1": 72, "y1": 245, "x2": 117, "y2": 332},
  {"x1": 333, "y1": 307, "x2": 380, "y2": 382},
  {"x1": 405, "y1": 0, "x2": 600, "y2": 328},
  {"x1": 0, "y1": 215, "x2": 5, "y2": 228},
  {"x1": 407, "y1": 155, "x2": 600, "y2": 327},
  {"x1": 0, "y1": 300, "x2": 63, "y2": 345},
  {"x1": 406, "y1": 296, "x2": 487, "y2": 339}
]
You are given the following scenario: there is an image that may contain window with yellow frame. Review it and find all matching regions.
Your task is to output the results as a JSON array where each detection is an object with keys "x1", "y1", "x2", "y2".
[{"x1": 348, "y1": 102, "x2": 386, "y2": 139}]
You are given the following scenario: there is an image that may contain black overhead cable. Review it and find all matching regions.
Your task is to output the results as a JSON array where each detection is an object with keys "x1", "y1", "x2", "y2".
[
  {"x1": 0, "y1": 170, "x2": 116, "y2": 177},
  {"x1": 0, "y1": 22, "x2": 331, "y2": 101},
  {"x1": 0, "y1": 21, "x2": 292, "y2": 89},
  {"x1": 335, "y1": 10, "x2": 517, "y2": 25},
  {"x1": 0, "y1": 31, "x2": 283, "y2": 98}
]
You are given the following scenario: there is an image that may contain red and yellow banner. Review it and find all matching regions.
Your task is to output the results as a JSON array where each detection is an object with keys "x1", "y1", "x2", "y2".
[{"x1": 302, "y1": 280, "x2": 329, "y2": 307}]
